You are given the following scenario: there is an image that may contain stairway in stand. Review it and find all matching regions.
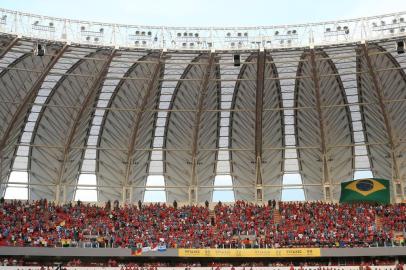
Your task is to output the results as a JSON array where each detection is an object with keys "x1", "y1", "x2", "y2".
[
  {"x1": 273, "y1": 209, "x2": 282, "y2": 225},
  {"x1": 375, "y1": 216, "x2": 383, "y2": 230},
  {"x1": 209, "y1": 209, "x2": 216, "y2": 225}
]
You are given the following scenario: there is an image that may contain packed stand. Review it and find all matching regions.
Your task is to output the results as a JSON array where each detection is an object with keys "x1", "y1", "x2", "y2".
[
  {"x1": 275, "y1": 201, "x2": 392, "y2": 248},
  {"x1": 376, "y1": 204, "x2": 406, "y2": 232},
  {"x1": 0, "y1": 199, "x2": 211, "y2": 249},
  {"x1": 0, "y1": 198, "x2": 405, "y2": 249},
  {"x1": 214, "y1": 200, "x2": 276, "y2": 248}
]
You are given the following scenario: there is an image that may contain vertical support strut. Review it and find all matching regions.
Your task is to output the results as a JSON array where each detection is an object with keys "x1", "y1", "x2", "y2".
[
  {"x1": 122, "y1": 186, "x2": 127, "y2": 202},
  {"x1": 124, "y1": 52, "x2": 164, "y2": 192},
  {"x1": 189, "y1": 53, "x2": 215, "y2": 204},
  {"x1": 55, "y1": 184, "x2": 60, "y2": 203},
  {"x1": 309, "y1": 49, "x2": 332, "y2": 201},
  {"x1": 56, "y1": 49, "x2": 116, "y2": 196},
  {"x1": 62, "y1": 185, "x2": 67, "y2": 203},
  {"x1": 361, "y1": 43, "x2": 400, "y2": 201},
  {"x1": 255, "y1": 49, "x2": 265, "y2": 202}
]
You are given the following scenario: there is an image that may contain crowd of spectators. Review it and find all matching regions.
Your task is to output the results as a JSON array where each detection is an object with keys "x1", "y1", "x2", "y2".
[
  {"x1": 214, "y1": 201, "x2": 276, "y2": 248},
  {"x1": 377, "y1": 204, "x2": 406, "y2": 232},
  {"x1": 0, "y1": 257, "x2": 402, "y2": 267},
  {"x1": 275, "y1": 202, "x2": 391, "y2": 248},
  {"x1": 0, "y1": 199, "x2": 405, "y2": 249}
]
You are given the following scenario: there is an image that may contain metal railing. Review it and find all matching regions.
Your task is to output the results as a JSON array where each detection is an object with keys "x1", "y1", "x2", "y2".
[{"x1": 0, "y1": 8, "x2": 406, "y2": 50}]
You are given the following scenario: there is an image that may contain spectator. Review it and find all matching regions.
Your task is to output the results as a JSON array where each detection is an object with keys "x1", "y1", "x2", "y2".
[
  {"x1": 173, "y1": 200, "x2": 178, "y2": 209},
  {"x1": 138, "y1": 200, "x2": 142, "y2": 210},
  {"x1": 0, "y1": 199, "x2": 403, "y2": 249}
]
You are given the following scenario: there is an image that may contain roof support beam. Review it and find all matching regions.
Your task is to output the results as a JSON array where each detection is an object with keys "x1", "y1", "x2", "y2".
[
  {"x1": 255, "y1": 50, "x2": 265, "y2": 202},
  {"x1": 0, "y1": 44, "x2": 68, "y2": 193},
  {"x1": 0, "y1": 44, "x2": 68, "y2": 149},
  {"x1": 309, "y1": 49, "x2": 332, "y2": 201},
  {"x1": 1, "y1": 181, "x2": 348, "y2": 189},
  {"x1": 189, "y1": 53, "x2": 215, "y2": 204},
  {"x1": 8, "y1": 140, "x2": 405, "y2": 152},
  {"x1": 124, "y1": 53, "x2": 164, "y2": 187},
  {"x1": 361, "y1": 43, "x2": 400, "y2": 197},
  {"x1": 0, "y1": 36, "x2": 21, "y2": 195},
  {"x1": 1, "y1": 45, "x2": 68, "y2": 196},
  {"x1": 0, "y1": 36, "x2": 19, "y2": 60},
  {"x1": 56, "y1": 49, "x2": 116, "y2": 189}
]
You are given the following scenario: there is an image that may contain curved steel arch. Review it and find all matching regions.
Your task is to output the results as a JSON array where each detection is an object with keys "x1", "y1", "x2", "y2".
[
  {"x1": 29, "y1": 49, "x2": 109, "y2": 200},
  {"x1": 164, "y1": 53, "x2": 220, "y2": 202},
  {"x1": 95, "y1": 56, "x2": 144, "y2": 201},
  {"x1": 261, "y1": 52, "x2": 285, "y2": 201},
  {"x1": 56, "y1": 49, "x2": 116, "y2": 197},
  {"x1": 97, "y1": 52, "x2": 161, "y2": 201},
  {"x1": 318, "y1": 49, "x2": 354, "y2": 199},
  {"x1": 124, "y1": 53, "x2": 163, "y2": 196},
  {"x1": 229, "y1": 53, "x2": 256, "y2": 201},
  {"x1": 163, "y1": 54, "x2": 203, "y2": 203},
  {"x1": 295, "y1": 49, "x2": 353, "y2": 200},
  {"x1": 0, "y1": 51, "x2": 52, "y2": 140},
  {"x1": 0, "y1": 52, "x2": 29, "y2": 77},
  {"x1": 189, "y1": 53, "x2": 218, "y2": 203},
  {"x1": 0, "y1": 51, "x2": 32, "y2": 194},
  {"x1": 321, "y1": 49, "x2": 355, "y2": 199},
  {"x1": 381, "y1": 45, "x2": 406, "y2": 199},
  {"x1": 357, "y1": 45, "x2": 393, "y2": 182},
  {"x1": 27, "y1": 48, "x2": 98, "y2": 200},
  {"x1": 357, "y1": 43, "x2": 406, "y2": 199},
  {"x1": 0, "y1": 45, "x2": 65, "y2": 195},
  {"x1": 230, "y1": 51, "x2": 284, "y2": 201}
]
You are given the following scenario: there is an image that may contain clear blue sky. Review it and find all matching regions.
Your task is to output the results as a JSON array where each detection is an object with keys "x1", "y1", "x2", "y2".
[{"x1": 2, "y1": 0, "x2": 406, "y2": 27}]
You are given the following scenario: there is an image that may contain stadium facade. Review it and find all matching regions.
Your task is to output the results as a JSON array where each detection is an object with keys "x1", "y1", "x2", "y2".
[{"x1": 0, "y1": 8, "x2": 406, "y2": 204}]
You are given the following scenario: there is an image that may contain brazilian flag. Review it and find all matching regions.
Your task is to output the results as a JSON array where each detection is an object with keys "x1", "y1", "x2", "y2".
[{"x1": 339, "y1": 178, "x2": 390, "y2": 204}]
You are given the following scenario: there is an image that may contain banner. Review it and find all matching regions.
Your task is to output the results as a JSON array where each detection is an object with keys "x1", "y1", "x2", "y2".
[
  {"x1": 131, "y1": 247, "x2": 142, "y2": 256},
  {"x1": 132, "y1": 245, "x2": 166, "y2": 255},
  {"x1": 178, "y1": 248, "x2": 320, "y2": 257},
  {"x1": 60, "y1": 239, "x2": 71, "y2": 247},
  {"x1": 339, "y1": 178, "x2": 390, "y2": 204},
  {"x1": 158, "y1": 244, "x2": 167, "y2": 252}
]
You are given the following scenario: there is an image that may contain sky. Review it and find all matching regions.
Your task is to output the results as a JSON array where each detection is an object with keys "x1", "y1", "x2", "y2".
[{"x1": 2, "y1": 0, "x2": 406, "y2": 27}]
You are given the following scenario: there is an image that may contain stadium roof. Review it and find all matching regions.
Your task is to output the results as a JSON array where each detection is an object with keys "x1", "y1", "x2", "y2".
[{"x1": 0, "y1": 9, "x2": 405, "y2": 203}]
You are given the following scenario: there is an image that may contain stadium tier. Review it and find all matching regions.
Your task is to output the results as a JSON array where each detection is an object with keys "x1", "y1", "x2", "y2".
[
  {"x1": 0, "y1": 9, "x2": 406, "y2": 204},
  {"x1": 0, "y1": 258, "x2": 404, "y2": 270},
  {"x1": 0, "y1": 200, "x2": 404, "y2": 248},
  {"x1": 0, "y1": 6, "x2": 406, "y2": 266}
]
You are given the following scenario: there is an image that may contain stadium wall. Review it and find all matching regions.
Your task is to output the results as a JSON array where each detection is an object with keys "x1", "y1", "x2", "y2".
[
  {"x1": 0, "y1": 267, "x2": 400, "y2": 270},
  {"x1": 0, "y1": 247, "x2": 405, "y2": 258}
]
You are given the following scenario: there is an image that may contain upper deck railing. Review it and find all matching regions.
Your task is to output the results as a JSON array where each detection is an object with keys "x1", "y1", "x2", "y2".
[{"x1": 0, "y1": 7, "x2": 406, "y2": 50}]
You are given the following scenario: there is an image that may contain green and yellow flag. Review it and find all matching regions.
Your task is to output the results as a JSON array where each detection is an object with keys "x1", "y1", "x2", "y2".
[{"x1": 339, "y1": 178, "x2": 390, "y2": 204}]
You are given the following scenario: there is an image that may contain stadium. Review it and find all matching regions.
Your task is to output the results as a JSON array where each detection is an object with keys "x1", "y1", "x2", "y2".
[{"x1": 0, "y1": 3, "x2": 405, "y2": 270}]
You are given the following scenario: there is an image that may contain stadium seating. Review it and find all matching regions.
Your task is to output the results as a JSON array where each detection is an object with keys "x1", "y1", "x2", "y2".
[
  {"x1": 0, "y1": 200, "x2": 404, "y2": 249},
  {"x1": 0, "y1": 256, "x2": 402, "y2": 268},
  {"x1": 378, "y1": 204, "x2": 406, "y2": 232},
  {"x1": 0, "y1": 259, "x2": 404, "y2": 270}
]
